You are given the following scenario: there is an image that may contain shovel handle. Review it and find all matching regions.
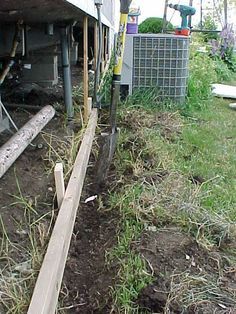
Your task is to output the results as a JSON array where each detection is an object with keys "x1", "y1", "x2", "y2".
[
  {"x1": 110, "y1": 0, "x2": 131, "y2": 131},
  {"x1": 113, "y1": 0, "x2": 132, "y2": 78}
]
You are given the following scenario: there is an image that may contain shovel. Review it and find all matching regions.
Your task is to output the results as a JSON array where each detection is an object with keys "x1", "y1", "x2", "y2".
[{"x1": 96, "y1": 0, "x2": 132, "y2": 185}]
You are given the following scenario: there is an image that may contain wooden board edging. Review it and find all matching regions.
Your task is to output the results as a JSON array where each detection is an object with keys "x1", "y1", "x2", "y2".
[{"x1": 27, "y1": 108, "x2": 98, "y2": 314}]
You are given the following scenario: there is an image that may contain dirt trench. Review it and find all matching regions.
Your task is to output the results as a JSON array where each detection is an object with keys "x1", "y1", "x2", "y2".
[{"x1": 60, "y1": 177, "x2": 119, "y2": 313}]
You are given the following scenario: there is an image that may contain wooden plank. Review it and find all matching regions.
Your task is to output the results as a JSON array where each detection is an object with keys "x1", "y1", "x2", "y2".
[
  {"x1": 83, "y1": 15, "x2": 89, "y2": 123},
  {"x1": 54, "y1": 163, "x2": 65, "y2": 208},
  {"x1": 27, "y1": 109, "x2": 98, "y2": 314}
]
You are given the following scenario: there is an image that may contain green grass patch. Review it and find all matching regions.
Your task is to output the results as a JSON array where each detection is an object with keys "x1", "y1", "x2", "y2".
[{"x1": 106, "y1": 91, "x2": 236, "y2": 311}]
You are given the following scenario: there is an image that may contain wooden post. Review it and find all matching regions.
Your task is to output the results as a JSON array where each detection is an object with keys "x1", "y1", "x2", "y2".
[
  {"x1": 94, "y1": 21, "x2": 98, "y2": 71},
  {"x1": 27, "y1": 109, "x2": 98, "y2": 314},
  {"x1": 54, "y1": 163, "x2": 65, "y2": 208},
  {"x1": 83, "y1": 16, "x2": 89, "y2": 123},
  {"x1": 87, "y1": 97, "x2": 92, "y2": 117}
]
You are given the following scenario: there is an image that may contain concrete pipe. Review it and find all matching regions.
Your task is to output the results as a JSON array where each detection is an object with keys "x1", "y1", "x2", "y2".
[{"x1": 0, "y1": 105, "x2": 55, "y2": 178}]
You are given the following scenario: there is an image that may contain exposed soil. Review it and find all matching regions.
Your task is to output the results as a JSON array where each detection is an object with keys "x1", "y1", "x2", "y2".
[
  {"x1": 0, "y1": 106, "x2": 120, "y2": 313},
  {"x1": 1, "y1": 78, "x2": 236, "y2": 314},
  {"x1": 0, "y1": 110, "x2": 62, "y2": 236},
  {"x1": 136, "y1": 228, "x2": 236, "y2": 313},
  {"x1": 60, "y1": 178, "x2": 120, "y2": 313},
  {"x1": 0, "y1": 63, "x2": 121, "y2": 313}
]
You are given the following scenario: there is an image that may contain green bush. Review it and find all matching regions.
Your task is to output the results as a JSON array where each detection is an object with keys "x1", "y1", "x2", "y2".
[
  {"x1": 187, "y1": 49, "x2": 217, "y2": 109},
  {"x1": 187, "y1": 47, "x2": 234, "y2": 110},
  {"x1": 199, "y1": 14, "x2": 219, "y2": 42},
  {"x1": 139, "y1": 17, "x2": 173, "y2": 34},
  {"x1": 213, "y1": 57, "x2": 233, "y2": 82}
]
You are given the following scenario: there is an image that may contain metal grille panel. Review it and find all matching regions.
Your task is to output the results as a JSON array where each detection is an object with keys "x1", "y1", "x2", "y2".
[{"x1": 132, "y1": 35, "x2": 190, "y2": 103}]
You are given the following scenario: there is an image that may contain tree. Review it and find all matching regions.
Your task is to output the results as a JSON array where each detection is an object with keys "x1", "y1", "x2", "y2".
[{"x1": 139, "y1": 17, "x2": 173, "y2": 34}]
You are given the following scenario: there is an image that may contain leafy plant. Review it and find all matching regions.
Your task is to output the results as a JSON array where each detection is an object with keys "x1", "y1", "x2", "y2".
[
  {"x1": 199, "y1": 14, "x2": 219, "y2": 42},
  {"x1": 187, "y1": 51, "x2": 217, "y2": 109},
  {"x1": 139, "y1": 17, "x2": 173, "y2": 34},
  {"x1": 210, "y1": 24, "x2": 236, "y2": 71}
]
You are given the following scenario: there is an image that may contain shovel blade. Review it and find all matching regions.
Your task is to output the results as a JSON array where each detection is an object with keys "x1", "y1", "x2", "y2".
[{"x1": 96, "y1": 131, "x2": 118, "y2": 185}]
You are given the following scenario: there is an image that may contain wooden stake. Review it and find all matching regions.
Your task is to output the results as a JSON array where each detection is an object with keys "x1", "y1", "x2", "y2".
[
  {"x1": 27, "y1": 109, "x2": 98, "y2": 314},
  {"x1": 87, "y1": 97, "x2": 92, "y2": 117},
  {"x1": 83, "y1": 16, "x2": 89, "y2": 123},
  {"x1": 54, "y1": 163, "x2": 65, "y2": 208}
]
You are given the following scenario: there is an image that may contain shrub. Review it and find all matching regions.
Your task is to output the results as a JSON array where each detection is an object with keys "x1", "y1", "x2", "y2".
[
  {"x1": 187, "y1": 52, "x2": 217, "y2": 108},
  {"x1": 199, "y1": 14, "x2": 219, "y2": 42},
  {"x1": 139, "y1": 17, "x2": 173, "y2": 34}
]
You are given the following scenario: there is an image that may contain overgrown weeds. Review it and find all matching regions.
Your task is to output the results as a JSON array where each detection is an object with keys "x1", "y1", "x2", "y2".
[
  {"x1": 0, "y1": 203, "x2": 51, "y2": 313},
  {"x1": 41, "y1": 129, "x2": 84, "y2": 178}
]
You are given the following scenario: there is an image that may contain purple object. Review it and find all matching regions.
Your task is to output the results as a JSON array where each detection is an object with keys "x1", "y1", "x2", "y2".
[{"x1": 127, "y1": 23, "x2": 138, "y2": 34}]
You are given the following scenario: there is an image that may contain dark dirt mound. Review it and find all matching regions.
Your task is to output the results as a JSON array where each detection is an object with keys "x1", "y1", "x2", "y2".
[
  {"x1": 60, "y1": 180, "x2": 119, "y2": 313},
  {"x1": 136, "y1": 228, "x2": 236, "y2": 313}
]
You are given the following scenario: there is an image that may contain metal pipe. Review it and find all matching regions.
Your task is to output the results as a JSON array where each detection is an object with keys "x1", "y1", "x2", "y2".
[
  {"x1": 162, "y1": 0, "x2": 169, "y2": 33},
  {"x1": 224, "y1": 0, "x2": 228, "y2": 25},
  {"x1": 191, "y1": 29, "x2": 221, "y2": 33},
  {"x1": 200, "y1": 0, "x2": 203, "y2": 30},
  {"x1": 188, "y1": 0, "x2": 193, "y2": 28},
  {"x1": 166, "y1": 29, "x2": 221, "y2": 34},
  {"x1": 0, "y1": 98, "x2": 18, "y2": 132},
  {"x1": 94, "y1": 3, "x2": 103, "y2": 107},
  {"x1": 23, "y1": 24, "x2": 29, "y2": 58},
  {"x1": 60, "y1": 27, "x2": 74, "y2": 120},
  {"x1": 0, "y1": 105, "x2": 55, "y2": 179},
  {"x1": 3, "y1": 103, "x2": 43, "y2": 111}
]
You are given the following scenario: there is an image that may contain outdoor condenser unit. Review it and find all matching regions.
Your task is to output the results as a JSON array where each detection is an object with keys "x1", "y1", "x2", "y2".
[{"x1": 121, "y1": 34, "x2": 190, "y2": 103}]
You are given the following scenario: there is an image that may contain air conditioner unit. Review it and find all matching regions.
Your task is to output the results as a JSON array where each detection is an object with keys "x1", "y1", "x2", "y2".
[{"x1": 121, "y1": 34, "x2": 190, "y2": 103}]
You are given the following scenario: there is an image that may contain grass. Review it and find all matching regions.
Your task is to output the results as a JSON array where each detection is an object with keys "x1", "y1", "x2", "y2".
[
  {"x1": 104, "y1": 47, "x2": 236, "y2": 311},
  {"x1": 41, "y1": 130, "x2": 84, "y2": 178},
  {"x1": 0, "y1": 173, "x2": 54, "y2": 313},
  {"x1": 0, "y1": 71, "x2": 92, "y2": 312},
  {"x1": 0, "y1": 114, "x2": 84, "y2": 312},
  {"x1": 0, "y1": 207, "x2": 50, "y2": 313}
]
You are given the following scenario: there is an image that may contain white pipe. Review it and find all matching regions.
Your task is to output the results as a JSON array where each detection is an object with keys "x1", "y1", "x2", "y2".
[{"x1": 0, "y1": 105, "x2": 55, "y2": 178}]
